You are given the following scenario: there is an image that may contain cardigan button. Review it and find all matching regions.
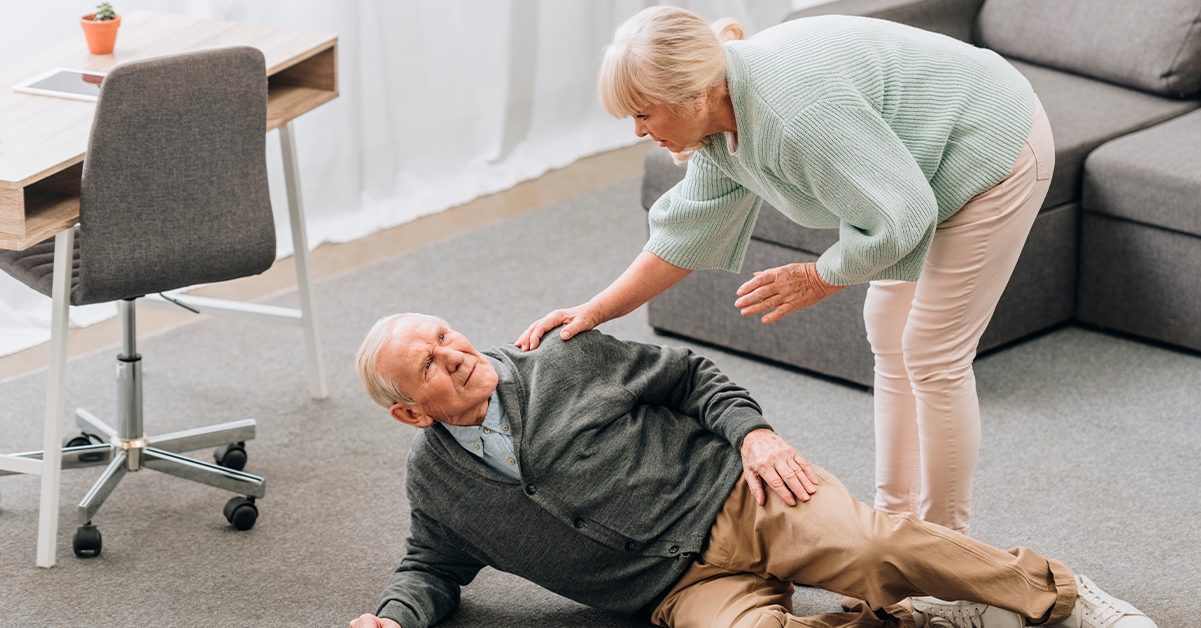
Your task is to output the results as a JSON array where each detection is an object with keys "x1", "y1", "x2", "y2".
[
  {"x1": 625, "y1": 541, "x2": 638, "y2": 552},
  {"x1": 573, "y1": 518, "x2": 585, "y2": 529},
  {"x1": 525, "y1": 485, "x2": 536, "y2": 496},
  {"x1": 668, "y1": 546, "x2": 680, "y2": 555}
]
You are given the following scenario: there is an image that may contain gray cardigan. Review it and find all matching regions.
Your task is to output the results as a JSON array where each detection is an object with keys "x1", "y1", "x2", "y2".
[{"x1": 375, "y1": 331, "x2": 772, "y2": 628}]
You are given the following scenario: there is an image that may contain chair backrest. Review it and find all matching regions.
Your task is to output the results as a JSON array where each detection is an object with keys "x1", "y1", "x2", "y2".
[
  {"x1": 976, "y1": 0, "x2": 1201, "y2": 98},
  {"x1": 74, "y1": 46, "x2": 275, "y2": 305}
]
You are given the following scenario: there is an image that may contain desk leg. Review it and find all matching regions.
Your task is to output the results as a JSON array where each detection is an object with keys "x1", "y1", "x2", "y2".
[
  {"x1": 279, "y1": 122, "x2": 328, "y2": 400},
  {"x1": 36, "y1": 228, "x2": 73, "y2": 568}
]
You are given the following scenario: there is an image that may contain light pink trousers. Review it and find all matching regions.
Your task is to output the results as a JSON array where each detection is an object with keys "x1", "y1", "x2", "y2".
[{"x1": 864, "y1": 98, "x2": 1054, "y2": 534}]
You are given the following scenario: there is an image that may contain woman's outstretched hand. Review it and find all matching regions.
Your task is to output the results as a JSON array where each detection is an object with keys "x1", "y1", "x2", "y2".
[
  {"x1": 734, "y1": 262, "x2": 843, "y2": 323},
  {"x1": 516, "y1": 302, "x2": 605, "y2": 351}
]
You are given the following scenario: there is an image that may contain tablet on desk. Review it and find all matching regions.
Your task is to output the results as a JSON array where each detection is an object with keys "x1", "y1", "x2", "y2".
[{"x1": 13, "y1": 68, "x2": 106, "y2": 102}]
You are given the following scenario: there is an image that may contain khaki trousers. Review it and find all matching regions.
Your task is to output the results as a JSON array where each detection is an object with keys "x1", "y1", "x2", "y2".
[
  {"x1": 651, "y1": 466, "x2": 1076, "y2": 628},
  {"x1": 864, "y1": 97, "x2": 1056, "y2": 533}
]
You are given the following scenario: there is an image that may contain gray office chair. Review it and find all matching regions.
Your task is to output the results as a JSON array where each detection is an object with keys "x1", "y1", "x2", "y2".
[{"x1": 0, "y1": 47, "x2": 276, "y2": 557}]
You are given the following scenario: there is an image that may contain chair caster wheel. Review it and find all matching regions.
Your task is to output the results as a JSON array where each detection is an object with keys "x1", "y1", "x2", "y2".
[
  {"x1": 73, "y1": 524, "x2": 102, "y2": 558},
  {"x1": 224, "y1": 496, "x2": 258, "y2": 531},
  {"x1": 65, "y1": 433, "x2": 107, "y2": 464},
  {"x1": 214, "y1": 442, "x2": 247, "y2": 471},
  {"x1": 64, "y1": 432, "x2": 101, "y2": 448}
]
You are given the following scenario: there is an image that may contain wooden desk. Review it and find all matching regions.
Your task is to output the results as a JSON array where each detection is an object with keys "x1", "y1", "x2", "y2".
[
  {"x1": 0, "y1": 11, "x2": 336, "y2": 567},
  {"x1": 0, "y1": 10, "x2": 337, "y2": 250}
]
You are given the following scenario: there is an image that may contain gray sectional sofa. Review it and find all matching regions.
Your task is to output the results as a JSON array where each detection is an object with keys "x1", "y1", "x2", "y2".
[{"x1": 643, "y1": 0, "x2": 1201, "y2": 387}]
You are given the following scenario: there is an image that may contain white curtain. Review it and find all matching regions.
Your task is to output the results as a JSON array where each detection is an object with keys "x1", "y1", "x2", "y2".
[{"x1": 0, "y1": 0, "x2": 826, "y2": 358}]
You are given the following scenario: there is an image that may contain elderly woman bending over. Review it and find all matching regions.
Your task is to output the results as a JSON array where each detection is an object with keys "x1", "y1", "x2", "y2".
[{"x1": 519, "y1": 6, "x2": 1054, "y2": 535}]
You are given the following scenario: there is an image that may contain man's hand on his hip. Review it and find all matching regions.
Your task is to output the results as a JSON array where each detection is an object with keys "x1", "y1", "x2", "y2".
[
  {"x1": 350, "y1": 614, "x2": 400, "y2": 628},
  {"x1": 740, "y1": 428, "x2": 819, "y2": 506}
]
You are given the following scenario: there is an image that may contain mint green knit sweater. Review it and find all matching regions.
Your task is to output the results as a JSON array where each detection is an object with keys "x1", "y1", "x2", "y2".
[{"x1": 644, "y1": 15, "x2": 1036, "y2": 286}]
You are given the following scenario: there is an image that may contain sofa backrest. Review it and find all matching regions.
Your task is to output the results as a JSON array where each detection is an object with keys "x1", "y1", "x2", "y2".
[
  {"x1": 786, "y1": 0, "x2": 986, "y2": 43},
  {"x1": 976, "y1": 0, "x2": 1201, "y2": 98}
]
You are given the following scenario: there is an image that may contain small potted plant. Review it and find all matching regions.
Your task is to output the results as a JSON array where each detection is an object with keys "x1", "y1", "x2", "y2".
[{"x1": 81, "y1": 3, "x2": 121, "y2": 55}]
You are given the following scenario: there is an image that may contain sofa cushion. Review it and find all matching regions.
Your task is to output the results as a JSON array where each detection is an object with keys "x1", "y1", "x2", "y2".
[
  {"x1": 785, "y1": 0, "x2": 986, "y2": 44},
  {"x1": 641, "y1": 147, "x2": 683, "y2": 210},
  {"x1": 752, "y1": 205, "x2": 840, "y2": 254},
  {"x1": 1009, "y1": 59, "x2": 1199, "y2": 209},
  {"x1": 647, "y1": 203, "x2": 1080, "y2": 387},
  {"x1": 1083, "y1": 109, "x2": 1201, "y2": 238},
  {"x1": 641, "y1": 148, "x2": 839, "y2": 254},
  {"x1": 1078, "y1": 214, "x2": 1201, "y2": 351},
  {"x1": 977, "y1": 0, "x2": 1201, "y2": 97},
  {"x1": 647, "y1": 237, "x2": 876, "y2": 386}
]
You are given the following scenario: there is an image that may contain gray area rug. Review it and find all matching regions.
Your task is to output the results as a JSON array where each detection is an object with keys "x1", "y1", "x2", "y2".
[{"x1": 0, "y1": 178, "x2": 1197, "y2": 627}]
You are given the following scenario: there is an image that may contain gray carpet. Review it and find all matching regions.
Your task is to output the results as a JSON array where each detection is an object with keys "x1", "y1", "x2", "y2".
[{"x1": 1, "y1": 178, "x2": 1197, "y2": 627}]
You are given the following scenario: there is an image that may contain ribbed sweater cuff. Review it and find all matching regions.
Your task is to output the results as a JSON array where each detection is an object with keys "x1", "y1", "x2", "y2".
[
  {"x1": 724, "y1": 409, "x2": 774, "y2": 450},
  {"x1": 378, "y1": 600, "x2": 421, "y2": 628}
]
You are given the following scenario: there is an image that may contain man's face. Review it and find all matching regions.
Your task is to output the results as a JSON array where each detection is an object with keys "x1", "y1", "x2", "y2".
[{"x1": 377, "y1": 317, "x2": 498, "y2": 428}]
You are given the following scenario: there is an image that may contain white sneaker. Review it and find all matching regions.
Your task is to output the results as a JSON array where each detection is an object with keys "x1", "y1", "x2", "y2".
[
  {"x1": 911, "y1": 596, "x2": 1025, "y2": 628},
  {"x1": 1048, "y1": 575, "x2": 1156, "y2": 628}
]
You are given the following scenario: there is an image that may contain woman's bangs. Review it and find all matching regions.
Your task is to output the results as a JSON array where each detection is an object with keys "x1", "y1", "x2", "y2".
[{"x1": 599, "y1": 48, "x2": 655, "y2": 118}]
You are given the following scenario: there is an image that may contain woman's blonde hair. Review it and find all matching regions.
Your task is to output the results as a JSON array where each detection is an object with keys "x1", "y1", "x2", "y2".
[
  {"x1": 599, "y1": 6, "x2": 745, "y2": 160},
  {"x1": 356, "y1": 312, "x2": 450, "y2": 409}
]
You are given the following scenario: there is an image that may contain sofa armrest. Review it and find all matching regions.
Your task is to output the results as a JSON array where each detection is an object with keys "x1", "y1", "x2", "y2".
[
  {"x1": 642, "y1": 147, "x2": 684, "y2": 210},
  {"x1": 785, "y1": 0, "x2": 985, "y2": 43}
]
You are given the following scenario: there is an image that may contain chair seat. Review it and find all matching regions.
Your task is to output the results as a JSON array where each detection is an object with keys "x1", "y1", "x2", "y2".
[{"x1": 0, "y1": 227, "x2": 86, "y2": 304}]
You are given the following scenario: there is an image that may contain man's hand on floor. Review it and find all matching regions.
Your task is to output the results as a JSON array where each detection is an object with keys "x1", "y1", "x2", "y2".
[
  {"x1": 740, "y1": 428, "x2": 819, "y2": 506},
  {"x1": 350, "y1": 614, "x2": 401, "y2": 628}
]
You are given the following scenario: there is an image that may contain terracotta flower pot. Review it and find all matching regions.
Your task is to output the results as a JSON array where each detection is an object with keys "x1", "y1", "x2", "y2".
[{"x1": 80, "y1": 13, "x2": 121, "y2": 55}]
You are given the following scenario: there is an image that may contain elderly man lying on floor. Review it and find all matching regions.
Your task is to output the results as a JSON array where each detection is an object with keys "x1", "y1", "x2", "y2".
[{"x1": 349, "y1": 313, "x2": 1153, "y2": 628}]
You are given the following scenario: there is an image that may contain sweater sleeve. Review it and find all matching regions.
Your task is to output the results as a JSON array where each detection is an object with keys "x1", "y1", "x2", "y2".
[
  {"x1": 779, "y1": 99, "x2": 940, "y2": 286},
  {"x1": 643, "y1": 150, "x2": 762, "y2": 272},
  {"x1": 375, "y1": 508, "x2": 486, "y2": 628},
  {"x1": 576, "y1": 331, "x2": 771, "y2": 449}
]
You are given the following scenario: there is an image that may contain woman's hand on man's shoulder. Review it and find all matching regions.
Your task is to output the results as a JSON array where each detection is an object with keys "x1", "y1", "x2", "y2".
[{"x1": 515, "y1": 302, "x2": 605, "y2": 352}]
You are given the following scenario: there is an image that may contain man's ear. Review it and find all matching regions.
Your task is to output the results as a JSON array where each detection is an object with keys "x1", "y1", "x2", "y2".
[{"x1": 390, "y1": 403, "x2": 434, "y2": 428}]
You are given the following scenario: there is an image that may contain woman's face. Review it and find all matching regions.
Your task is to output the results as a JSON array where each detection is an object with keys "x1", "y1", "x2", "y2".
[{"x1": 633, "y1": 102, "x2": 707, "y2": 153}]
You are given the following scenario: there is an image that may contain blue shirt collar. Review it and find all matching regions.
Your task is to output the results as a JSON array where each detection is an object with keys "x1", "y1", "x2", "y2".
[{"x1": 442, "y1": 390, "x2": 506, "y2": 451}]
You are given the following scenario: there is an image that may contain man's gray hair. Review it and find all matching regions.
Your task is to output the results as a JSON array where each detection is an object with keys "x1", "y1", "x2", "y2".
[{"x1": 356, "y1": 313, "x2": 450, "y2": 409}]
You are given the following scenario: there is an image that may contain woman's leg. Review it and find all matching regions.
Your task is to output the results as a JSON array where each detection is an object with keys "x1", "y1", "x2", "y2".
[
  {"x1": 903, "y1": 99, "x2": 1054, "y2": 533},
  {"x1": 863, "y1": 280, "x2": 920, "y2": 515}
]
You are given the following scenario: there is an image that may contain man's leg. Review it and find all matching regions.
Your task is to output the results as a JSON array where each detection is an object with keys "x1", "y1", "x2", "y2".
[
  {"x1": 687, "y1": 467, "x2": 1076, "y2": 625},
  {"x1": 652, "y1": 562, "x2": 893, "y2": 628}
]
